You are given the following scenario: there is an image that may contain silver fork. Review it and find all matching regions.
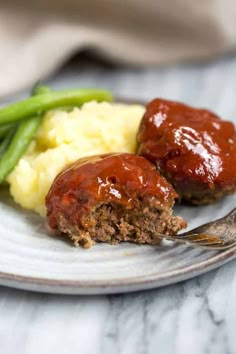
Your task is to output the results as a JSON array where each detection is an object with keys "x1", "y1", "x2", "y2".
[{"x1": 156, "y1": 208, "x2": 236, "y2": 250}]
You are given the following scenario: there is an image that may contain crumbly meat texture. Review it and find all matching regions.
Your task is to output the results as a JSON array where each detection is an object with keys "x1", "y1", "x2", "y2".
[
  {"x1": 55, "y1": 199, "x2": 186, "y2": 248},
  {"x1": 46, "y1": 153, "x2": 187, "y2": 248}
]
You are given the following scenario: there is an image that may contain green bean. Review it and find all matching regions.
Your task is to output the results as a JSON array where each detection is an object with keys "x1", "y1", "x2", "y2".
[
  {"x1": 0, "y1": 123, "x2": 14, "y2": 140},
  {"x1": 0, "y1": 85, "x2": 50, "y2": 182},
  {"x1": 31, "y1": 84, "x2": 51, "y2": 96},
  {"x1": 0, "y1": 89, "x2": 113, "y2": 125},
  {"x1": 33, "y1": 86, "x2": 73, "y2": 112},
  {"x1": 0, "y1": 116, "x2": 42, "y2": 183},
  {"x1": 0, "y1": 128, "x2": 17, "y2": 159},
  {"x1": 0, "y1": 86, "x2": 50, "y2": 140},
  {"x1": 0, "y1": 86, "x2": 50, "y2": 139}
]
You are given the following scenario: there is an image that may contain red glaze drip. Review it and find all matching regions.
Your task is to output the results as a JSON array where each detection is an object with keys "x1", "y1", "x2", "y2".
[
  {"x1": 137, "y1": 98, "x2": 236, "y2": 189},
  {"x1": 46, "y1": 153, "x2": 177, "y2": 230}
]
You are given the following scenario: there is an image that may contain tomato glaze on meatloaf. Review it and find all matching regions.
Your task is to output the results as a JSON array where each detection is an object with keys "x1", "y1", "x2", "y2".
[
  {"x1": 46, "y1": 153, "x2": 186, "y2": 248},
  {"x1": 137, "y1": 98, "x2": 236, "y2": 204}
]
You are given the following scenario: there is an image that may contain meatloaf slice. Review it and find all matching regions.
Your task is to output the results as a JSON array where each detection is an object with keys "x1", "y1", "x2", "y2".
[
  {"x1": 46, "y1": 153, "x2": 186, "y2": 248},
  {"x1": 137, "y1": 98, "x2": 236, "y2": 204}
]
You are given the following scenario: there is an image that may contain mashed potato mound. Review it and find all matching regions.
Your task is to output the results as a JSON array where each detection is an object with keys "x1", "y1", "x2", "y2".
[{"x1": 8, "y1": 101, "x2": 145, "y2": 216}]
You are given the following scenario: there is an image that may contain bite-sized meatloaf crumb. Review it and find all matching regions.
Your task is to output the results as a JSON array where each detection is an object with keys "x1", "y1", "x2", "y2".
[
  {"x1": 46, "y1": 153, "x2": 186, "y2": 248},
  {"x1": 137, "y1": 98, "x2": 236, "y2": 204}
]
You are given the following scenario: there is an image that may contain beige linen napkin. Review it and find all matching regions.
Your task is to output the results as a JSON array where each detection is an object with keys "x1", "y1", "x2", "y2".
[{"x1": 0, "y1": 0, "x2": 236, "y2": 97}]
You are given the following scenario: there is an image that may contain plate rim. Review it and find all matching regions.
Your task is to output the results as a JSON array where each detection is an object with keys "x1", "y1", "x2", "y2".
[{"x1": 1, "y1": 244, "x2": 236, "y2": 294}]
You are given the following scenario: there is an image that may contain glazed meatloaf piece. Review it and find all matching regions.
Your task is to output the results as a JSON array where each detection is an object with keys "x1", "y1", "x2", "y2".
[
  {"x1": 137, "y1": 98, "x2": 236, "y2": 204},
  {"x1": 46, "y1": 153, "x2": 186, "y2": 248}
]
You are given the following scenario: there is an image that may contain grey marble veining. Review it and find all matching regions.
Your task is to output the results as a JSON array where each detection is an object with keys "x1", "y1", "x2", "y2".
[
  {"x1": 1, "y1": 54, "x2": 236, "y2": 354},
  {"x1": 1, "y1": 260, "x2": 236, "y2": 354}
]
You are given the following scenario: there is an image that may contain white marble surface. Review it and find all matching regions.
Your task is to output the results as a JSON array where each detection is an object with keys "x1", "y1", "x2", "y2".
[{"x1": 1, "y1": 54, "x2": 236, "y2": 353}]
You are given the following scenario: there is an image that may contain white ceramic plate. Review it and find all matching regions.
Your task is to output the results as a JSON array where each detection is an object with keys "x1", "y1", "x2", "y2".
[{"x1": 0, "y1": 187, "x2": 235, "y2": 294}]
